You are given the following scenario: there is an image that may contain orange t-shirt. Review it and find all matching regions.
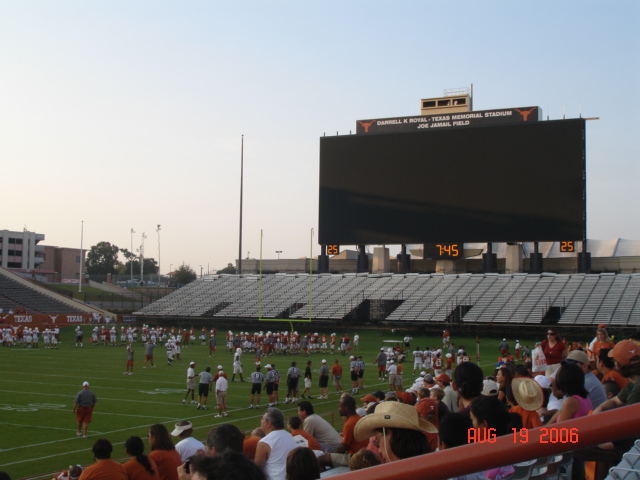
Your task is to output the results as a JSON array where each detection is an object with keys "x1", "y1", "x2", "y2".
[
  {"x1": 510, "y1": 405, "x2": 542, "y2": 429},
  {"x1": 148, "y1": 449, "x2": 181, "y2": 480},
  {"x1": 123, "y1": 457, "x2": 161, "y2": 480},
  {"x1": 243, "y1": 436, "x2": 261, "y2": 460},
  {"x1": 291, "y1": 428, "x2": 321, "y2": 451},
  {"x1": 332, "y1": 364, "x2": 343, "y2": 376},
  {"x1": 79, "y1": 459, "x2": 127, "y2": 480},
  {"x1": 342, "y1": 414, "x2": 368, "y2": 454}
]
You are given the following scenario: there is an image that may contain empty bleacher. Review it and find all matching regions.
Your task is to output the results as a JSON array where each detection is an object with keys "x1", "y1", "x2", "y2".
[
  {"x1": 0, "y1": 271, "x2": 87, "y2": 314},
  {"x1": 135, "y1": 273, "x2": 640, "y2": 326}
]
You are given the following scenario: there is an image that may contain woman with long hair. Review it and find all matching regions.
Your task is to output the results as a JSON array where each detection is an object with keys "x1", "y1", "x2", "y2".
[
  {"x1": 147, "y1": 424, "x2": 181, "y2": 480},
  {"x1": 549, "y1": 362, "x2": 592, "y2": 423},
  {"x1": 124, "y1": 436, "x2": 160, "y2": 480}
]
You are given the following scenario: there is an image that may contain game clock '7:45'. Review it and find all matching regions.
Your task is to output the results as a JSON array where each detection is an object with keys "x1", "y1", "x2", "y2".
[{"x1": 424, "y1": 243, "x2": 463, "y2": 260}]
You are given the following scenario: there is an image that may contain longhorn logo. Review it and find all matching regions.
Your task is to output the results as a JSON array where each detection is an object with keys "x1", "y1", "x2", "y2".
[
  {"x1": 49, "y1": 315, "x2": 59, "y2": 322},
  {"x1": 515, "y1": 108, "x2": 537, "y2": 121},
  {"x1": 357, "y1": 120, "x2": 376, "y2": 133}
]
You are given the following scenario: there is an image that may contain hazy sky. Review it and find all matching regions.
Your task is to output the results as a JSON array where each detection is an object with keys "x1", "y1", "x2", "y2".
[{"x1": 1, "y1": 1, "x2": 638, "y2": 274}]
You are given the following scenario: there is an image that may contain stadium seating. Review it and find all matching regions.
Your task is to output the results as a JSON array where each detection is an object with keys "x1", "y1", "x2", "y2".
[{"x1": 135, "y1": 272, "x2": 640, "y2": 326}]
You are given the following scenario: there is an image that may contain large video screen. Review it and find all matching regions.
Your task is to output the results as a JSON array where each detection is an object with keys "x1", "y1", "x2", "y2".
[{"x1": 318, "y1": 119, "x2": 585, "y2": 245}]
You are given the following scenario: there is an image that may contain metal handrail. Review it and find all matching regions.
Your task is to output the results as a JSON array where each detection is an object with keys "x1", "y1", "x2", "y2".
[{"x1": 332, "y1": 402, "x2": 640, "y2": 480}]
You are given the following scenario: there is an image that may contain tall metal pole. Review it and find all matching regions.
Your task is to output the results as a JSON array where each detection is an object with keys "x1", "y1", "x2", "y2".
[
  {"x1": 238, "y1": 135, "x2": 244, "y2": 275},
  {"x1": 78, "y1": 220, "x2": 84, "y2": 293},
  {"x1": 140, "y1": 232, "x2": 146, "y2": 285},
  {"x1": 130, "y1": 228, "x2": 135, "y2": 282},
  {"x1": 156, "y1": 224, "x2": 161, "y2": 285}
]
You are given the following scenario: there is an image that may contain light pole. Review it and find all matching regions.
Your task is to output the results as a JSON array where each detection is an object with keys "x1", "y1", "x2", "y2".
[
  {"x1": 156, "y1": 224, "x2": 161, "y2": 286},
  {"x1": 130, "y1": 228, "x2": 135, "y2": 282},
  {"x1": 140, "y1": 232, "x2": 146, "y2": 285},
  {"x1": 276, "y1": 250, "x2": 282, "y2": 259},
  {"x1": 199, "y1": 265, "x2": 203, "y2": 278},
  {"x1": 78, "y1": 220, "x2": 84, "y2": 293}
]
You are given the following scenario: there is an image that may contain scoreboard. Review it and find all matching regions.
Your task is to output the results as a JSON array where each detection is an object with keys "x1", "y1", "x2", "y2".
[{"x1": 318, "y1": 118, "x2": 586, "y2": 246}]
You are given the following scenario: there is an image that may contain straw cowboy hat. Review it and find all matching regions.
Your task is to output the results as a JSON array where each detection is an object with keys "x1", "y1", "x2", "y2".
[
  {"x1": 512, "y1": 376, "x2": 544, "y2": 411},
  {"x1": 354, "y1": 401, "x2": 437, "y2": 442}
]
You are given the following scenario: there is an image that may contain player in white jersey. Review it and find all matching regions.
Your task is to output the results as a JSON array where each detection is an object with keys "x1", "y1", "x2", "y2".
[
  {"x1": 166, "y1": 339, "x2": 176, "y2": 366},
  {"x1": 127, "y1": 328, "x2": 134, "y2": 344},
  {"x1": 412, "y1": 348, "x2": 424, "y2": 374},
  {"x1": 110, "y1": 327, "x2": 117, "y2": 346}
]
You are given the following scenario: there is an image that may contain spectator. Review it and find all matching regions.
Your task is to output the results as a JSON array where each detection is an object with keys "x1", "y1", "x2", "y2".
[
  {"x1": 564, "y1": 350, "x2": 607, "y2": 409},
  {"x1": 319, "y1": 395, "x2": 368, "y2": 468},
  {"x1": 597, "y1": 348, "x2": 629, "y2": 392},
  {"x1": 148, "y1": 424, "x2": 182, "y2": 480},
  {"x1": 495, "y1": 367, "x2": 513, "y2": 406},
  {"x1": 187, "y1": 451, "x2": 265, "y2": 480},
  {"x1": 435, "y1": 373, "x2": 458, "y2": 414},
  {"x1": 509, "y1": 377, "x2": 543, "y2": 429},
  {"x1": 255, "y1": 408, "x2": 298, "y2": 480},
  {"x1": 297, "y1": 401, "x2": 342, "y2": 452},
  {"x1": 548, "y1": 362, "x2": 592, "y2": 423},
  {"x1": 205, "y1": 424, "x2": 244, "y2": 455},
  {"x1": 540, "y1": 328, "x2": 567, "y2": 371},
  {"x1": 54, "y1": 465, "x2": 83, "y2": 480},
  {"x1": 78, "y1": 439, "x2": 127, "y2": 480},
  {"x1": 348, "y1": 449, "x2": 381, "y2": 471},
  {"x1": 353, "y1": 401, "x2": 436, "y2": 462},
  {"x1": 285, "y1": 447, "x2": 320, "y2": 480},
  {"x1": 438, "y1": 413, "x2": 473, "y2": 450},
  {"x1": 453, "y1": 362, "x2": 484, "y2": 416},
  {"x1": 287, "y1": 416, "x2": 320, "y2": 451},
  {"x1": 123, "y1": 435, "x2": 160, "y2": 480},
  {"x1": 171, "y1": 421, "x2": 205, "y2": 462},
  {"x1": 243, "y1": 428, "x2": 266, "y2": 461}
]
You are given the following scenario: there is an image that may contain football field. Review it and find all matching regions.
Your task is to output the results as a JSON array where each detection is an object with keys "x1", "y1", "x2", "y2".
[{"x1": 0, "y1": 325, "x2": 509, "y2": 479}]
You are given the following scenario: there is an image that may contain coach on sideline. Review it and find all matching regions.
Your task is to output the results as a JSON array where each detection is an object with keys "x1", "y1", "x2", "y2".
[{"x1": 73, "y1": 381, "x2": 97, "y2": 438}]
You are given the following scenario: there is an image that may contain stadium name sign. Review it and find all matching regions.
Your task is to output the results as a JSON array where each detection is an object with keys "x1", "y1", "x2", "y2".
[
  {"x1": 356, "y1": 106, "x2": 541, "y2": 134},
  {"x1": 0, "y1": 313, "x2": 96, "y2": 326}
]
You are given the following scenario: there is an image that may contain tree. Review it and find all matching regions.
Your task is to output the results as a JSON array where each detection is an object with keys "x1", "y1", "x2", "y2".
[
  {"x1": 173, "y1": 264, "x2": 197, "y2": 286},
  {"x1": 85, "y1": 242, "x2": 121, "y2": 275},
  {"x1": 122, "y1": 258, "x2": 159, "y2": 275},
  {"x1": 217, "y1": 263, "x2": 236, "y2": 274}
]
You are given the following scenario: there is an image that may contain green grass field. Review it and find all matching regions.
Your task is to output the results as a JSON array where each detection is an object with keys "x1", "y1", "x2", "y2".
[{"x1": 0, "y1": 326, "x2": 517, "y2": 479}]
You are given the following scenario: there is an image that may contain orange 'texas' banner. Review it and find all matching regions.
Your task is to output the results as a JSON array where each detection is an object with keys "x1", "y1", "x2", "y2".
[{"x1": 0, "y1": 313, "x2": 96, "y2": 326}]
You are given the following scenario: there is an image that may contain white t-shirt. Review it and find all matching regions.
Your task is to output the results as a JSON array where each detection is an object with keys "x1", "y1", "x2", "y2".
[
  {"x1": 259, "y1": 430, "x2": 298, "y2": 480},
  {"x1": 175, "y1": 436, "x2": 205, "y2": 462},
  {"x1": 216, "y1": 376, "x2": 229, "y2": 392},
  {"x1": 187, "y1": 367, "x2": 195, "y2": 379}
]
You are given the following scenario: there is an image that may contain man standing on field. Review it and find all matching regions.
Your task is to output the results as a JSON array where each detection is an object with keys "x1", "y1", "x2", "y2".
[{"x1": 73, "y1": 381, "x2": 97, "y2": 438}]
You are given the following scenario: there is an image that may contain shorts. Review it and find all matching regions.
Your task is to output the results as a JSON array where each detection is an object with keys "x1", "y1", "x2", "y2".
[
  {"x1": 127, "y1": 360, "x2": 134, "y2": 367},
  {"x1": 76, "y1": 406, "x2": 93, "y2": 424},
  {"x1": 198, "y1": 383, "x2": 209, "y2": 397},
  {"x1": 358, "y1": 371, "x2": 364, "y2": 379},
  {"x1": 304, "y1": 378, "x2": 312, "y2": 389},
  {"x1": 389, "y1": 374, "x2": 397, "y2": 384},
  {"x1": 378, "y1": 366, "x2": 387, "y2": 372},
  {"x1": 251, "y1": 384, "x2": 262, "y2": 395},
  {"x1": 287, "y1": 378, "x2": 299, "y2": 390},
  {"x1": 329, "y1": 452, "x2": 351, "y2": 467},
  {"x1": 395, "y1": 375, "x2": 403, "y2": 386},
  {"x1": 350, "y1": 372, "x2": 358, "y2": 382},
  {"x1": 145, "y1": 355, "x2": 153, "y2": 361},
  {"x1": 187, "y1": 379, "x2": 196, "y2": 389},
  {"x1": 266, "y1": 383, "x2": 275, "y2": 395},
  {"x1": 233, "y1": 364, "x2": 243, "y2": 374},
  {"x1": 319, "y1": 376, "x2": 328, "y2": 388},
  {"x1": 216, "y1": 391, "x2": 227, "y2": 405},
  {"x1": 333, "y1": 375, "x2": 341, "y2": 385}
]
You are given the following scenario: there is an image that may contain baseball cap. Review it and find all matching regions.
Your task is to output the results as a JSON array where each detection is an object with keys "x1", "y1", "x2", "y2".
[
  {"x1": 265, "y1": 364, "x2": 273, "y2": 369},
  {"x1": 189, "y1": 362, "x2": 196, "y2": 366},
  {"x1": 171, "y1": 421, "x2": 193, "y2": 436},
  {"x1": 217, "y1": 365, "x2": 223, "y2": 370},
  {"x1": 321, "y1": 359, "x2": 327, "y2": 363},
  {"x1": 423, "y1": 374, "x2": 434, "y2": 384},
  {"x1": 482, "y1": 379, "x2": 499, "y2": 396},
  {"x1": 534, "y1": 375, "x2": 552, "y2": 389},
  {"x1": 372, "y1": 390, "x2": 386, "y2": 401},
  {"x1": 420, "y1": 371, "x2": 426, "y2": 377},
  {"x1": 565, "y1": 350, "x2": 589, "y2": 365},
  {"x1": 434, "y1": 373, "x2": 451, "y2": 384},
  {"x1": 82, "y1": 381, "x2": 89, "y2": 387},
  {"x1": 608, "y1": 340, "x2": 640, "y2": 366}
]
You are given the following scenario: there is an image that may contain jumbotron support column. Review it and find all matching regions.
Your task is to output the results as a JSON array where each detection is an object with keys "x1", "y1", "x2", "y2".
[
  {"x1": 356, "y1": 245, "x2": 369, "y2": 273},
  {"x1": 397, "y1": 244, "x2": 411, "y2": 274},
  {"x1": 529, "y1": 242, "x2": 543, "y2": 274},
  {"x1": 482, "y1": 243, "x2": 497, "y2": 273},
  {"x1": 318, "y1": 245, "x2": 329, "y2": 274}
]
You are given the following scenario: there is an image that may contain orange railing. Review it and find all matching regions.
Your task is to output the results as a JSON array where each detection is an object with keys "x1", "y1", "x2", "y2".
[{"x1": 334, "y1": 402, "x2": 640, "y2": 480}]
